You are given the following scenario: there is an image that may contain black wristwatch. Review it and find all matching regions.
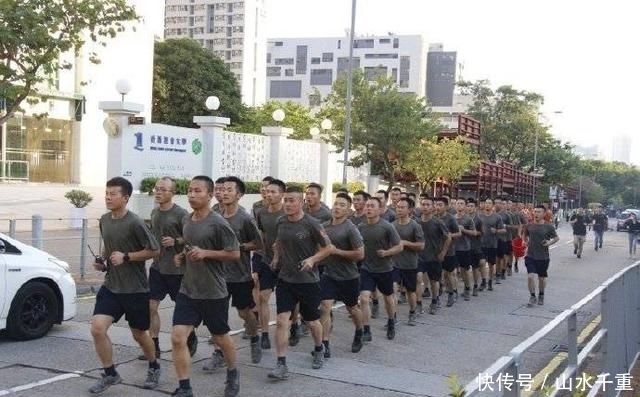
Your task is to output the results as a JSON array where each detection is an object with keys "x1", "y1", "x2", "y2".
[{"x1": 123, "y1": 252, "x2": 130, "y2": 262}]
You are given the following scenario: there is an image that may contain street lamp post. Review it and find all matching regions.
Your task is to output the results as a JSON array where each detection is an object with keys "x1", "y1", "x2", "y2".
[{"x1": 341, "y1": 0, "x2": 357, "y2": 187}]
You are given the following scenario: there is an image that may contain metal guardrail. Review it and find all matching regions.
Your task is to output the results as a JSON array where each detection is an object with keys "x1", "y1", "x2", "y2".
[
  {"x1": 1, "y1": 215, "x2": 103, "y2": 280},
  {"x1": 464, "y1": 262, "x2": 640, "y2": 397}
]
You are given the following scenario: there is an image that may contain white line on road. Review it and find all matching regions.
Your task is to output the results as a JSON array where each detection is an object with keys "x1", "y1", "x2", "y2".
[{"x1": 0, "y1": 373, "x2": 81, "y2": 396}]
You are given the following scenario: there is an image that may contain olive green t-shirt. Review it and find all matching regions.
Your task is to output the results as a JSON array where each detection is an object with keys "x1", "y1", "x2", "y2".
[
  {"x1": 257, "y1": 207, "x2": 285, "y2": 264},
  {"x1": 392, "y1": 219, "x2": 425, "y2": 270},
  {"x1": 418, "y1": 217, "x2": 449, "y2": 263},
  {"x1": 524, "y1": 223, "x2": 558, "y2": 260},
  {"x1": 275, "y1": 214, "x2": 331, "y2": 284},
  {"x1": 304, "y1": 205, "x2": 332, "y2": 223},
  {"x1": 180, "y1": 211, "x2": 239, "y2": 299},
  {"x1": 358, "y1": 218, "x2": 401, "y2": 273},
  {"x1": 437, "y1": 212, "x2": 460, "y2": 257},
  {"x1": 454, "y1": 214, "x2": 474, "y2": 252},
  {"x1": 100, "y1": 211, "x2": 159, "y2": 294},
  {"x1": 223, "y1": 209, "x2": 262, "y2": 283},
  {"x1": 150, "y1": 204, "x2": 189, "y2": 275},
  {"x1": 320, "y1": 219, "x2": 363, "y2": 280}
]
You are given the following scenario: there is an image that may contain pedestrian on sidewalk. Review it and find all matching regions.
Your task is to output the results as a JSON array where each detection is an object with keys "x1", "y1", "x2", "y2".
[
  {"x1": 592, "y1": 206, "x2": 608, "y2": 251},
  {"x1": 623, "y1": 212, "x2": 640, "y2": 258},
  {"x1": 569, "y1": 208, "x2": 588, "y2": 259}
]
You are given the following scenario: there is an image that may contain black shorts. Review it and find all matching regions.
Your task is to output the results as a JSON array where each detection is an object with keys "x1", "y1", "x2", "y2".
[
  {"x1": 442, "y1": 255, "x2": 458, "y2": 272},
  {"x1": 250, "y1": 252, "x2": 263, "y2": 273},
  {"x1": 149, "y1": 267, "x2": 183, "y2": 301},
  {"x1": 470, "y1": 251, "x2": 484, "y2": 269},
  {"x1": 392, "y1": 267, "x2": 401, "y2": 284},
  {"x1": 320, "y1": 275, "x2": 359, "y2": 307},
  {"x1": 455, "y1": 250, "x2": 472, "y2": 270},
  {"x1": 483, "y1": 247, "x2": 498, "y2": 265},
  {"x1": 275, "y1": 280, "x2": 321, "y2": 321},
  {"x1": 359, "y1": 268, "x2": 394, "y2": 296},
  {"x1": 398, "y1": 269, "x2": 418, "y2": 292},
  {"x1": 226, "y1": 281, "x2": 255, "y2": 310},
  {"x1": 93, "y1": 286, "x2": 150, "y2": 330},
  {"x1": 419, "y1": 261, "x2": 442, "y2": 283},
  {"x1": 524, "y1": 257, "x2": 550, "y2": 278},
  {"x1": 258, "y1": 262, "x2": 278, "y2": 291},
  {"x1": 173, "y1": 293, "x2": 230, "y2": 335},
  {"x1": 497, "y1": 240, "x2": 512, "y2": 257}
]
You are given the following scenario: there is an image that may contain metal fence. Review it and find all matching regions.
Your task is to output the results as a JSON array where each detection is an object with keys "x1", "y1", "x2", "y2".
[
  {"x1": 1, "y1": 216, "x2": 103, "y2": 280},
  {"x1": 464, "y1": 262, "x2": 640, "y2": 397}
]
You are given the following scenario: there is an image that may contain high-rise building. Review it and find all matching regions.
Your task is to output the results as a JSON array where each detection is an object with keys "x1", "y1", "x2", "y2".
[
  {"x1": 265, "y1": 34, "x2": 427, "y2": 107},
  {"x1": 612, "y1": 135, "x2": 632, "y2": 164},
  {"x1": 164, "y1": 0, "x2": 267, "y2": 106},
  {"x1": 425, "y1": 43, "x2": 456, "y2": 107}
]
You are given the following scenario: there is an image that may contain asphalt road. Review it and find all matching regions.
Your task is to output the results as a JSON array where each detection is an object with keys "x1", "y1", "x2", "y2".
[{"x1": 0, "y1": 223, "x2": 637, "y2": 397}]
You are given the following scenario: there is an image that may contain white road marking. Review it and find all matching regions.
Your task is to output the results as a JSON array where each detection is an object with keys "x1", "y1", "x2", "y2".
[{"x1": 0, "y1": 373, "x2": 81, "y2": 396}]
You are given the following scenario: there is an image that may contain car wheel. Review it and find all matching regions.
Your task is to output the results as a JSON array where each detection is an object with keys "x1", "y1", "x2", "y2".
[{"x1": 7, "y1": 282, "x2": 59, "y2": 340}]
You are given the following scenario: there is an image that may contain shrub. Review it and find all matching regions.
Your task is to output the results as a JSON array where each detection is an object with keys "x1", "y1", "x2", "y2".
[
  {"x1": 332, "y1": 181, "x2": 366, "y2": 193},
  {"x1": 64, "y1": 189, "x2": 93, "y2": 208},
  {"x1": 245, "y1": 181, "x2": 262, "y2": 194},
  {"x1": 140, "y1": 177, "x2": 159, "y2": 194}
]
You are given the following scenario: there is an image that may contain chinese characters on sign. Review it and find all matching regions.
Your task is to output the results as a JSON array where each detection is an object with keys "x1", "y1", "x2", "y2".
[{"x1": 477, "y1": 372, "x2": 633, "y2": 392}]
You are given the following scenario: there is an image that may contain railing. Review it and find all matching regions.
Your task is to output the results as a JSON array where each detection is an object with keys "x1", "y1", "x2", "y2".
[
  {"x1": 0, "y1": 159, "x2": 29, "y2": 180},
  {"x1": 464, "y1": 262, "x2": 640, "y2": 397},
  {"x1": 1, "y1": 216, "x2": 103, "y2": 281}
]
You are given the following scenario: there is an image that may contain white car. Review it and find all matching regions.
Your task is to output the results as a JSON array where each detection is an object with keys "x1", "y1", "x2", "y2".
[{"x1": 0, "y1": 232, "x2": 77, "y2": 340}]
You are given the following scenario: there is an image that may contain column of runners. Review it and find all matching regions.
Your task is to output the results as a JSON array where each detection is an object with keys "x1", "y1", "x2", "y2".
[{"x1": 86, "y1": 175, "x2": 557, "y2": 397}]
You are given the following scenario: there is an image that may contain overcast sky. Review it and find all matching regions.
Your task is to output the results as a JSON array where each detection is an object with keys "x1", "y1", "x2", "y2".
[{"x1": 148, "y1": 0, "x2": 640, "y2": 163}]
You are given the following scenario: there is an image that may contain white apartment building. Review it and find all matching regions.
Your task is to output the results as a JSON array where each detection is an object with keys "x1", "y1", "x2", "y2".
[
  {"x1": 265, "y1": 34, "x2": 427, "y2": 107},
  {"x1": 164, "y1": 0, "x2": 266, "y2": 106}
]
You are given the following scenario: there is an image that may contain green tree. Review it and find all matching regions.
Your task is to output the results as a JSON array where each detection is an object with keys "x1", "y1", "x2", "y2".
[
  {"x1": 403, "y1": 136, "x2": 480, "y2": 194},
  {"x1": 459, "y1": 80, "x2": 579, "y2": 186},
  {"x1": 228, "y1": 100, "x2": 317, "y2": 140},
  {"x1": 318, "y1": 70, "x2": 442, "y2": 187},
  {"x1": 152, "y1": 38, "x2": 245, "y2": 127},
  {"x1": 0, "y1": 0, "x2": 137, "y2": 124},
  {"x1": 458, "y1": 80, "x2": 544, "y2": 165}
]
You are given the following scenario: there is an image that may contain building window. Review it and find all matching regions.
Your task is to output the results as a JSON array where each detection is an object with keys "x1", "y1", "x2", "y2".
[
  {"x1": 364, "y1": 53, "x2": 398, "y2": 59},
  {"x1": 296, "y1": 45, "x2": 307, "y2": 74},
  {"x1": 311, "y1": 57, "x2": 320, "y2": 64},
  {"x1": 274, "y1": 41, "x2": 283, "y2": 46},
  {"x1": 337, "y1": 57, "x2": 360, "y2": 75},
  {"x1": 399, "y1": 56, "x2": 410, "y2": 87},
  {"x1": 379, "y1": 38, "x2": 391, "y2": 44},
  {"x1": 267, "y1": 67, "x2": 281, "y2": 77},
  {"x1": 391, "y1": 67, "x2": 398, "y2": 82},
  {"x1": 227, "y1": 15, "x2": 233, "y2": 24},
  {"x1": 270, "y1": 80, "x2": 302, "y2": 98},
  {"x1": 364, "y1": 66, "x2": 387, "y2": 81},
  {"x1": 274, "y1": 57, "x2": 294, "y2": 65},
  {"x1": 353, "y1": 39, "x2": 374, "y2": 48},
  {"x1": 228, "y1": 2, "x2": 233, "y2": 12},
  {"x1": 310, "y1": 68, "x2": 333, "y2": 85},
  {"x1": 266, "y1": 53, "x2": 271, "y2": 63},
  {"x1": 322, "y1": 52, "x2": 334, "y2": 62},
  {"x1": 393, "y1": 38, "x2": 399, "y2": 48},
  {"x1": 285, "y1": 69, "x2": 294, "y2": 76},
  {"x1": 225, "y1": 50, "x2": 231, "y2": 60}
]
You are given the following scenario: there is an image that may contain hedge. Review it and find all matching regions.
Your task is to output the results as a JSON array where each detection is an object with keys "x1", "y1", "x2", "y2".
[{"x1": 140, "y1": 177, "x2": 365, "y2": 195}]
